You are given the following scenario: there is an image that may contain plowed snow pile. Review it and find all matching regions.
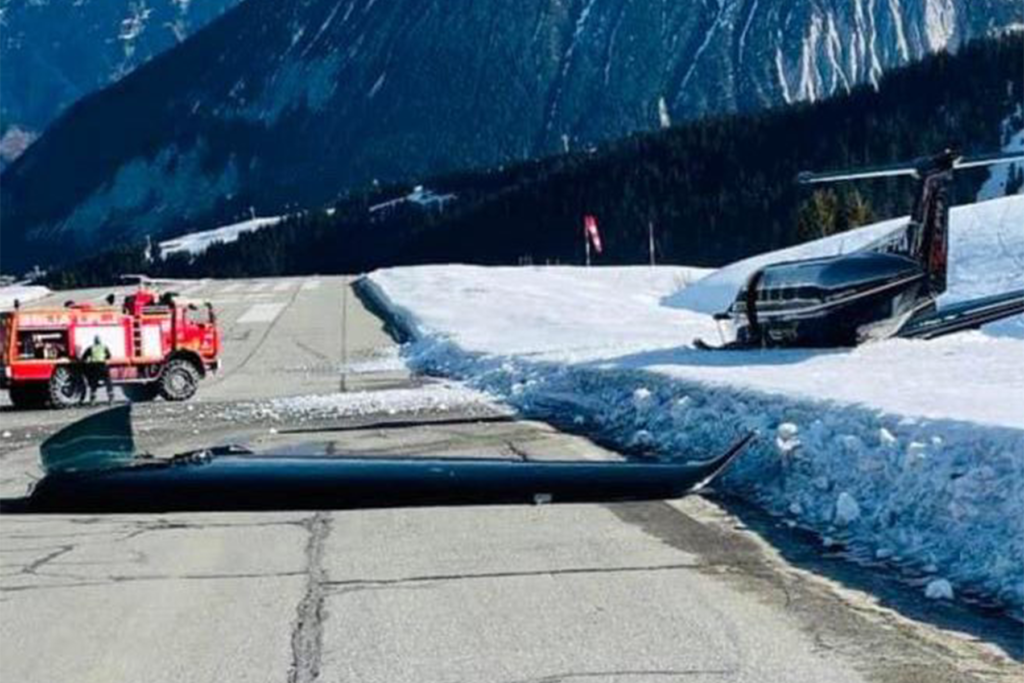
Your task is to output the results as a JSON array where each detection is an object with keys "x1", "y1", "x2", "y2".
[
  {"x1": 365, "y1": 195, "x2": 1024, "y2": 614},
  {"x1": 0, "y1": 284, "x2": 49, "y2": 310}
]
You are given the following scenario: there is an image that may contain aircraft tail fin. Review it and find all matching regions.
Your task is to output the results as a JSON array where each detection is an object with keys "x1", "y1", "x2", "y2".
[{"x1": 908, "y1": 158, "x2": 954, "y2": 294}]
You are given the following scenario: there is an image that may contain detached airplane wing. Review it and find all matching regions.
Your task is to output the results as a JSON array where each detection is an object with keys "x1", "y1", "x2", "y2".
[
  {"x1": 3, "y1": 406, "x2": 753, "y2": 513},
  {"x1": 897, "y1": 289, "x2": 1024, "y2": 340}
]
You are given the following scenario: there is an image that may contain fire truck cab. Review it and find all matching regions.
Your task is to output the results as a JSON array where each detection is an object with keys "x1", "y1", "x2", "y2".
[{"x1": 1, "y1": 289, "x2": 221, "y2": 408}]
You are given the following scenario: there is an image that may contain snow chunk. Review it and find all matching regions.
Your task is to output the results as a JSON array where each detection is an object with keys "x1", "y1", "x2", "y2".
[
  {"x1": 340, "y1": 348, "x2": 407, "y2": 375},
  {"x1": 777, "y1": 422, "x2": 799, "y2": 439},
  {"x1": 834, "y1": 492, "x2": 861, "y2": 526},
  {"x1": 925, "y1": 578, "x2": 954, "y2": 600},
  {"x1": 775, "y1": 422, "x2": 802, "y2": 456},
  {"x1": 630, "y1": 429, "x2": 654, "y2": 449}
]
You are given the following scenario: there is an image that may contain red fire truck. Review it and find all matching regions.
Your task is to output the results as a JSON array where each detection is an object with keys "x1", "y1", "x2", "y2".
[{"x1": 0, "y1": 289, "x2": 221, "y2": 408}]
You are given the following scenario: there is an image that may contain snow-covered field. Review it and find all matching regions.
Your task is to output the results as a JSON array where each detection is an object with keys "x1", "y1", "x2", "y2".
[
  {"x1": 0, "y1": 284, "x2": 50, "y2": 310},
  {"x1": 158, "y1": 216, "x2": 282, "y2": 258},
  {"x1": 365, "y1": 195, "x2": 1024, "y2": 614}
]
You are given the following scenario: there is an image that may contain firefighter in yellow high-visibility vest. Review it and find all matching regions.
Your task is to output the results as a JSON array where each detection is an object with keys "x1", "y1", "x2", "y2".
[{"x1": 82, "y1": 336, "x2": 114, "y2": 404}]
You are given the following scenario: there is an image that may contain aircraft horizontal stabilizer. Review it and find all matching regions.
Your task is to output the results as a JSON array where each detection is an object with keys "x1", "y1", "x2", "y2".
[
  {"x1": 897, "y1": 289, "x2": 1024, "y2": 340},
  {"x1": 796, "y1": 150, "x2": 1024, "y2": 184}
]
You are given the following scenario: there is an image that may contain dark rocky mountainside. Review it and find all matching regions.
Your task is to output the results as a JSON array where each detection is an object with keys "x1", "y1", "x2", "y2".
[{"x1": 0, "y1": 0, "x2": 240, "y2": 165}]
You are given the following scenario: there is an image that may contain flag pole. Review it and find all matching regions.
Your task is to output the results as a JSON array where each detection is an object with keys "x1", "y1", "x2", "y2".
[
  {"x1": 648, "y1": 220, "x2": 655, "y2": 267},
  {"x1": 585, "y1": 231, "x2": 591, "y2": 267}
]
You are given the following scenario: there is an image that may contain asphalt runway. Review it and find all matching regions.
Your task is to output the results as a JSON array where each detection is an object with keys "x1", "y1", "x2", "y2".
[{"x1": 0, "y1": 277, "x2": 1019, "y2": 683}]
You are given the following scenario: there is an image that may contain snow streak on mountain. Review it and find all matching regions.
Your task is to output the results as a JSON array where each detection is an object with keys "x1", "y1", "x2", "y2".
[{"x1": 1, "y1": 0, "x2": 1021, "y2": 272}]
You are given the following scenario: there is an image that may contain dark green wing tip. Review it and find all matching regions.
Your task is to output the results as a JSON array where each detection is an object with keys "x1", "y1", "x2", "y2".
[{"x1": 41, "y1": 404, "x2": 136, "y2": 474}]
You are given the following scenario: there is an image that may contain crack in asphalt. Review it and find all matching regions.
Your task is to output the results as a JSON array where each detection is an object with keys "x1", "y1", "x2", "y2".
[
  {"x1": 1, "y1": 518, "x2": 312, "y2": 595},
  {"x1": 117, "y1": 518, "x2": 306, "y2": 541},
  {"x1": 19, "y1": 544, "x2": 75, "y2": 575},
  {"x1": 0, "y1": 570, "x2": 308, "y2": 594},
  {"x1": 500, "y1": 669, "x2": 736, "y2": 683},
  {"x1": 323, "y1": 562, "x2": 704, "y2": 592},
  {"x1": 288, "y1": 512, "x2": 331, "y2": 683}
]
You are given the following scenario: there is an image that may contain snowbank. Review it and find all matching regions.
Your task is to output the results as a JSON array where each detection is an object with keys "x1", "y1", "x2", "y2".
[
  {"x1": 0, "y1": 284, "x2": 50, "y2": 310},
  {"x1": 364, "y1": 197, "x2": 1024, "y2": 614},
  {"x1": 231, "y1": 382, "x2": 501, "y2": 424},
  {"x1": 158, "y1": 216, "x2": 282, "y2": 258}
]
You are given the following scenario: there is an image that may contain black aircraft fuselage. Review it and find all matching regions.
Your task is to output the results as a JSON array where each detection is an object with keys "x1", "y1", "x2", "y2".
[
  {"x1": 728, "y1": 251, "x2": 928, "y2": 347},
  {"x1": 710, "y1": 149, "x2": 1024, "y2": 349}
]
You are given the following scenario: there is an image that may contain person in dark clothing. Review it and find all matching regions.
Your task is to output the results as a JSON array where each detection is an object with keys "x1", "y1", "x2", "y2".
[{"x1": 82, "y1": 336, "x2": 114, "y2": 404}]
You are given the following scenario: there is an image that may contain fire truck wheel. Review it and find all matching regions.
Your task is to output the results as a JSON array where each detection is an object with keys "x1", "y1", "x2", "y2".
[
  {"x1": 48, "y1": 366, "x2": 87, "y2": 408},
  {"x1": 159, "y1": 359, "x2": 200, "y2": 401},
  {"x1": 122, "y1": 383, "x2": 159, "y2": 403},
  {"x1": 9, "y1": 384, "x2": 48, "y2": 409}
]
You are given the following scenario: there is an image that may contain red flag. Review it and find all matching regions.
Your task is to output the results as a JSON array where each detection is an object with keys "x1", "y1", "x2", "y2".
[{"x1": 583, "y1": 214, "x2": 603, "y2": 254}]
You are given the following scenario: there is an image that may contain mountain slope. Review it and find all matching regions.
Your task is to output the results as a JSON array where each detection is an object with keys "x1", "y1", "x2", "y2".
[
  {"x1": 3, "y1": 0, "x2": 1022, "y2": 273},
  {"x1": 41, "y1": 35, "x2": 1024, "y2": 287},
  {"x1": 0, "y1": 0, "x2": 240, "y2": 166}
]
